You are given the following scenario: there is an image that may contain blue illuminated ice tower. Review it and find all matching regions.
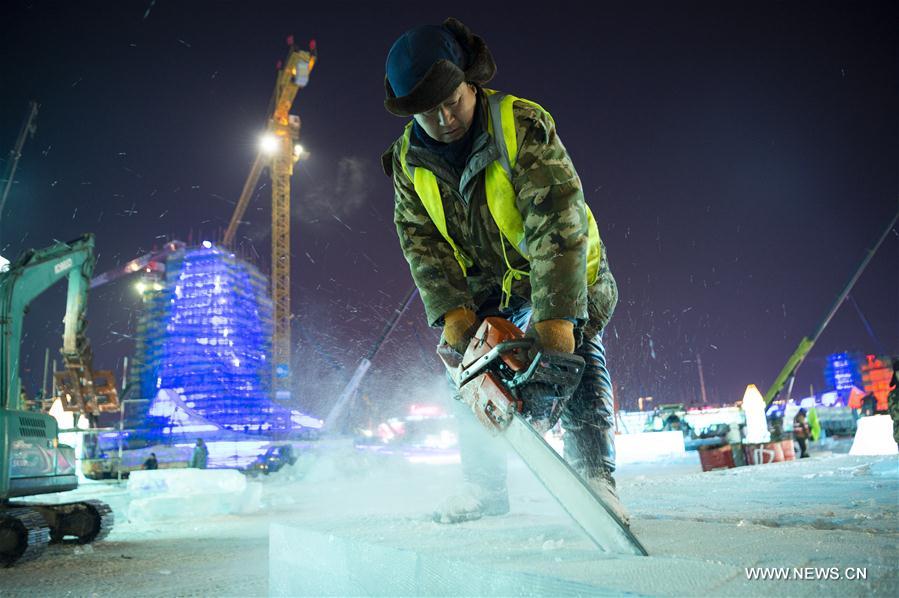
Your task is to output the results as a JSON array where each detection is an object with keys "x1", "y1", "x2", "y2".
[{"x1": 137, "y1": 243, "x2": 294, "y2": 435}]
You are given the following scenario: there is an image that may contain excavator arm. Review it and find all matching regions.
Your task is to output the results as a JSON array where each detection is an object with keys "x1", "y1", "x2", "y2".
[
  {"x1": 763, "y1": 336, "x2": 815, "y2": 405},
  {"x1": 763, "y1": 208, "x2": 898, "y2": 406},
  {"x1": 0, "y1": 234, "x2": 113, "y2": 414}
]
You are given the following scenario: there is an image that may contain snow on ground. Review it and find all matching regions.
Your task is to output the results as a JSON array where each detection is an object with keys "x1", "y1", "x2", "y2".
[{"x1": 3, "y1": 438, "x2": 896, "y2": 597}]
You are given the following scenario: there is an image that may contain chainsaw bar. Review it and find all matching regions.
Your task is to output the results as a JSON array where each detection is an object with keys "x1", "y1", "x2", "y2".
[
  {"x1": 504, "y1": 412, "x2": 648, "y2": 556},
  {"x1": 440, "y1": 318, "x2": 647, "y2": 555},
  {"x1": 447, "y1": 354, "x2": 647, "y2": 555}
]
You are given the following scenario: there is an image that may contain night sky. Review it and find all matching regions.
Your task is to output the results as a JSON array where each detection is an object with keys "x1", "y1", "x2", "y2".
[{"x1": 2, "y1": 1, "x2": 896, "y2": 420}]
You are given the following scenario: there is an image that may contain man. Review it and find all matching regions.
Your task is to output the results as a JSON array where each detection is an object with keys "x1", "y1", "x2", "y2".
[
  {"x1": 888, "y1": 358, "x2": 899, "y2": 449},
  {"x1": 189, "y1": 439, "x2": 208, "y2": 469},
  {"x1": 382, "y1": 18, "x2": 623, "y2": 523},
  {"x1": 143, "y1": 452, "x2": 159, "y2": 470},
  {"x1": 793, "y1": 409, "x2": 811, "y2": 459},
  {"x1": 861, "y1": 392, "x2": 878, "y2": 417}
]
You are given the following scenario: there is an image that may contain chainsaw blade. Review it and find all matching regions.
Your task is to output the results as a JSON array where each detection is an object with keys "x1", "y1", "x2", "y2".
[
  {"x1": 439, "y1": 318, "x2": 648, "y2": 556},
  {"x1": 504, "y1": 413, "x2": 648, "y2": 556}
]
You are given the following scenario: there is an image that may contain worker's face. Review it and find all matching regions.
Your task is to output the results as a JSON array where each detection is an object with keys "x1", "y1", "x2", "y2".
[{"x1": 413, "y1": 82, "x2": 477, "y2": 143}]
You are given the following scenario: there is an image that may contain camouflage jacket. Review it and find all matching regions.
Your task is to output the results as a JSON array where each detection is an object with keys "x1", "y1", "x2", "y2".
[
  {"x1": 888, "y1": 385, "x2": 899, "y2": 443},
  {"x1": 383, "y1": 89, "x2": 617, "y2": 340}
]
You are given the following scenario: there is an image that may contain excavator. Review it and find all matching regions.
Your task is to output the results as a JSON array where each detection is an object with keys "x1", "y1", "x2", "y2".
[{"x1": 0, "y1": 234, "x2": 114, "y2": 566}]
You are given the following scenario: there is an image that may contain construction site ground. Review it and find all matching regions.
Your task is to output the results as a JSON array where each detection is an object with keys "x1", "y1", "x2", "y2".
[{"x1": 2, "y1": 438, "x2": 896, "y2": 597}]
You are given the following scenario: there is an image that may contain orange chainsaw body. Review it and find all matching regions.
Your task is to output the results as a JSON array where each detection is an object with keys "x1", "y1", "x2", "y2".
[{"x1": 453, "y1": 317, "x2": 531, "y2": 433}]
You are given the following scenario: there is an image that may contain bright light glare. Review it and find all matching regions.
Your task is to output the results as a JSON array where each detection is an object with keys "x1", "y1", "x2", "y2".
[
  {"x1": 259, "y1": 133, "x2": 279, "y2": 155},
  {"x1": 135, "y1": 281, "x2": 146, "y2": 294},
  {"x1": 293, "y1": 144, "x2": 305, "y2": 158}
]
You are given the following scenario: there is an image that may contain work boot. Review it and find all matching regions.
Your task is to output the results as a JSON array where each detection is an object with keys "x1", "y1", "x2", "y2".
[
  {"x1": 559, "y1": 332, "x2": 629, "y2": 526},
  {"x1": 441, "y1": 367, "x2": 510, "y2": 524},
  {"x1": 432, "y1": 482, "x2": 510, "y2": 524},
  {"x1": 587, "y1": 470, "x2": 630, "y2": 527}
]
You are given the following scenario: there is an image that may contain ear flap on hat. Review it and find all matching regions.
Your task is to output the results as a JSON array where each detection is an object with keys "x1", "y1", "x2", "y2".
[{"x1": 442, "y1": 18, "x2": 496, "y2": 85}]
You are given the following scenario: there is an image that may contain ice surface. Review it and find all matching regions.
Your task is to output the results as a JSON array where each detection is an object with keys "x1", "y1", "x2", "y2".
[
  {"x1": 127, "y1": 469, "x2": 261, "y2": 521},
  {"x1": 266, "y1": 447, "x2": 898, "y2": 596},
  {"x1": 7, "y1": 441, "x2": 897, "y2": 596},
  {"x1": 270, "y1": 524, "x2": 620, "y2": 597}
]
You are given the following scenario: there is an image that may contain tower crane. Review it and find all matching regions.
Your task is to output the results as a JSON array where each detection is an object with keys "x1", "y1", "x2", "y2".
[
  {"x1": 223, "y1": 37, "x2": 316, "y2": 401},
  {"x1": 89, "y1": 240, "x2": 185, "y2": 290},
  {"x1": 0, "y1": 101, "x2": 40, "y2": 234}
]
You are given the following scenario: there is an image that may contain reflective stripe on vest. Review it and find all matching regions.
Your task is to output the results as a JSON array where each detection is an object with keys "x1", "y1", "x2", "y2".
[
  {"x1": 399, "y1": 89, "x2": 602, "y2": 306},
  {"x1": 399, "y1": 122, "x2": 473, "y2": 276}
]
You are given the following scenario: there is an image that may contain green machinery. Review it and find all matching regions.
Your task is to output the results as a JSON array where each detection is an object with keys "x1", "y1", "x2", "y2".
[
  {"x1": 764, "y1": 208, "x2": 898, "y2": 406},
  {"x1": 0, "y1": 234, "x2": 113, "y2": 567}
]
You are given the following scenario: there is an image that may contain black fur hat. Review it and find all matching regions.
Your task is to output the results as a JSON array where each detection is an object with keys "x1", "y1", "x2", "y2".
[{"x1": 384, "y1": 18, "x2": 496, "y2": 117}]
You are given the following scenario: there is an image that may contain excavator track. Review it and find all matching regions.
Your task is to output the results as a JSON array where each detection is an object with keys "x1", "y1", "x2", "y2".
[
  {"x1": 38, "y1": 499, "x2": 115, "y2": 544},
  {"x1": 0, "y1": 507, "x2": 50, "y2": 567},
  {"x1": 79, "y1": 499, "x2": 114, "y2": 544}
]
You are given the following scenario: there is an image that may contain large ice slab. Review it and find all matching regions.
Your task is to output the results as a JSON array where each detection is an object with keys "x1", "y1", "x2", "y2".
[
  {"x1": 850, "y1": 415, "x2": 899, "y2": 456},
  {"x1": 616, "y1": 430, "x2": 685, "y2": 463},
  {"x1": 269, "y1": 524, "x2": 626, "y2": 596},
  {"x1": 267, "y1": 449, "x2": 898, "y2": 597},
  {"x1": 269, "y1": 519, "x2": 796, "y2": 597},
  {"x1": 127, "y1": 469, "x2": 261, "y2": 521}
]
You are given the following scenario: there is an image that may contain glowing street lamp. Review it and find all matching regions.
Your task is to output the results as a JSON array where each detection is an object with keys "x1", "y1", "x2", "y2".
[{"x1": 259, "y1": 132, "x2": 279, "y2": 155}]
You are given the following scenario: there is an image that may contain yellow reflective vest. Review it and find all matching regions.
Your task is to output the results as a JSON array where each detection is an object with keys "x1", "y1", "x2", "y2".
[{"x1": 397, "y1": 89, "x2": 601, "y2": 308}]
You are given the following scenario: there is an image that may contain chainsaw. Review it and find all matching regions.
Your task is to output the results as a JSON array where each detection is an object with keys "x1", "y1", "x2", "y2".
[
  {"x1": 438, "y1": 316, "x2": 648, "y2": 556},
  {"x1": 437, "y1": 317, "x2": 585, "y2": 434}
]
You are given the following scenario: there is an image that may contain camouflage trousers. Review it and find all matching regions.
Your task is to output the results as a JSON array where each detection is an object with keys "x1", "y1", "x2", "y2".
[{"x1": 448, "y1": 301, "x2": 617, "y2": 495}]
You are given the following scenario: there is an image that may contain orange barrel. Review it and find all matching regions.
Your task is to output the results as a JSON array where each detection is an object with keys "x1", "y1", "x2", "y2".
[
  {"x1": 744, "y1": 442, "x2": 785, "y2": 465},
  {"x1": 780, "y1": 439, "x2": 796, "y2": 461},
  {"x1": 699, "y1": 444, "x2": 736, "y2": 471}
]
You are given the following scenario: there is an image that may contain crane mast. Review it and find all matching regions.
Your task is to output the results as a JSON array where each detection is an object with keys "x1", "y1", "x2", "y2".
[
  {"x1": 224, "y1": 39, "x2": 315, "y2": 400},
  {"x1": 0, "y1": 101, "x2": 39, "y2": 233}
]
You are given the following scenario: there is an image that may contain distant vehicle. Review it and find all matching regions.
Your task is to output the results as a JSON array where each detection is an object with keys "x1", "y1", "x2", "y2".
[
  {"x1": 644, "y1": 403, "x2": 689, "y2": 433},
  {"x1": 698, "y1": 422, "x2": 731, "y2": 440},
  {"x1": 686, "y1": 423, "x2": 728, "y2": 448},
  {"x1": 244, "y1": 444, "x2": 297, "y2": 477},
  {"x1": 641, "y1": 403, "x2": 735, "y2": 450},
  {"x1": 645, "y1": 403, "x2": 698, "y2": 438},
  {"x1": 82, "y1": 449, "x2": 189, "y2": 480}
]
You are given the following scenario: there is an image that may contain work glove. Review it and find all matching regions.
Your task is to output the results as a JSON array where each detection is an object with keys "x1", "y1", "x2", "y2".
[
  {"x1": 442, "y1": 306, "x2": 480, "y2": 354},
  {"x1": 532, "y1": 319, "x2": 576, "y2": 354}
]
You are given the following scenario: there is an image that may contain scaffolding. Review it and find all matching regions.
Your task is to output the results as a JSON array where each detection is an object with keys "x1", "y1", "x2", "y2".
[{"x1": 131, "y1": 244, "x2": 289, "y2": 437}]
